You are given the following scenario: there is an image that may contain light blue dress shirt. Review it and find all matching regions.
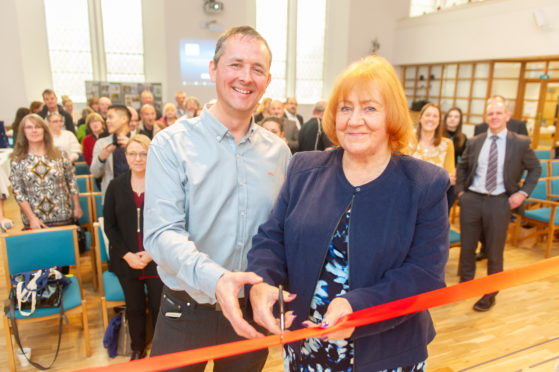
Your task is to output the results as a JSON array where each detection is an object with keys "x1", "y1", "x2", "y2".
[
  {"x1": 144, "y1": 108, "x2": 291, "y2": 304},
  {"x1": 469, "y1": 128, "x2": 507, "y2": 195}
]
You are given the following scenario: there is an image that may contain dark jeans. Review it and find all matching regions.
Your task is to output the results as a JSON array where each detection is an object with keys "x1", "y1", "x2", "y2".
[
  {"x1": 459, "y1": 191, "x2": 511, "y2": 283},
  {"x1": 118, "y1": 276, "x2": 164, "y2": 352},
  {"x1": 150, "y1": 286, "x2": 268, "y2": 372}
]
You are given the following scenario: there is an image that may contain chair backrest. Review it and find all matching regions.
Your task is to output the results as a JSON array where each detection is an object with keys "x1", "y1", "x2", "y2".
[
  {"x1": 540, "y1": 160, "x2": 549, "y2": 178},
  {"x1": 535, "y1": 149, "x2": 552, "y2": 160},
  {"x1": 94, "y1": 222, "x2": 109, "y2": 263},
  {"x1": 550, "y1": 178, "x2": 559, "y2": 196},
  {"x1": 92, "y1": 192, "x2": 103, "y2": 221},
  {"x1": 74, "y1": 162, "x2": 90, "y2": 175},
  {"x1": 0, "y1": 226, "x2": 80, "y2": 285},
  {"x1": 78, "y1": 193, "x2": 92, "y2": 225},
  {"x1": 551, "y1": 160, "x2": 559, "y2": 178},
  {"x1": 530, "y1": 179, "x2": 548, "y2": 200},
  {"x1": 76, "y1": 176, "x2": 90, "y2": 193},
  {"x1": 77, "y1": 153, "x2": 85, "y2": 163}
]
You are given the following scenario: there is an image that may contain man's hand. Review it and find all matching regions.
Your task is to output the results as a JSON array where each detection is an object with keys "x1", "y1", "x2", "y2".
[
  {"x1": 99, "y1": 143, "x2": 117, "y2": 162},
  {"x1": 215, "y1": 272, "x2": 265, "y2": 339},
  {"x1": 509, "y1": 192, "x2": 526, "y2": 209},
  {"x1": 303, "y1": 297, "x2": 354, "y2": 341},
  {"x1": 250, "y1": 282, "x2": 296, "y2": 335}
]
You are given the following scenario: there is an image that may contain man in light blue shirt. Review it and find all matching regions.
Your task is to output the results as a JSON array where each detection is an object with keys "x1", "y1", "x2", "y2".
[{"x1": 144, "y1": 26, "x2": 291, "y2": 371}]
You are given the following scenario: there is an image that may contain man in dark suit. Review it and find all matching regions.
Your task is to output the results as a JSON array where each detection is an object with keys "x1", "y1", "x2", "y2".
[
  {"x1": 298, "y1": 101, "x2": 334, "y2": 151},
  {"x1": 456, "y1": 99, "x2": 541, "y2": 312},
  {"x1": 283, "y1": 97, "x2": 304, "y2": 130},
  {"x1": 270, "y1": 99, "x2": 299, "y2": 153}
]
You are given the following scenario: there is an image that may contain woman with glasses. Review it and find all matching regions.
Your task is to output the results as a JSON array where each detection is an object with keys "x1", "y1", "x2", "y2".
[
  {"x1": 10, "y1": 114, "x2": 82, "y2": 230},
  {"x1": 103, "y1": 134, "x2": 163, "y2": 360}
]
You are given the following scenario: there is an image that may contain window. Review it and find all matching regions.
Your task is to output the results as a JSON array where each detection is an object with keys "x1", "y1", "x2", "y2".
[
  {"x1": 44, "y1": 0, "x2": 93, "y2": 102},
  {"x1": 43, "y1": 0, "x2": 145, "y2": 102},
  {"x1": 256, "y1": 0, "x2": 326, "y2": 103}
]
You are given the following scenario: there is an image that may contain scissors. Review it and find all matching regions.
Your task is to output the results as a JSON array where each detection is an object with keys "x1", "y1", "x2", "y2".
[{"x1": 278, "y1": 284, "x2": 285, "y2": 338}]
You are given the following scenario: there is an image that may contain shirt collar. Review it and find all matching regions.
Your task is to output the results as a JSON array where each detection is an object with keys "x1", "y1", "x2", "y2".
[
  {"x1": 202, "y1": 107, "x2": 255, "y2": 143},
  {"x1": 285, "y1": 110, "x2": 297, "y2": 121},
  {"x1": 488, "y1": 128, "x2": 507, "y2": 141}
]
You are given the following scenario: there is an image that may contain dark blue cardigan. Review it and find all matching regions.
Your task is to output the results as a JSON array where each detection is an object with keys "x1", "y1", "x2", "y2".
[{"x1": 247, "y1": 148, "x2": 449, "y2": 370}]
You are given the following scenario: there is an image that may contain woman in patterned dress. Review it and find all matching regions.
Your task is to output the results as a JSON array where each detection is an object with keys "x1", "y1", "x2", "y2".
[
  {"x1": 246, "y1": 56, "x2": 449, "y2": 371},
  {"x1": 405, "y1": 103, "x2": 456, "y2": 211},
  {"x1": 10, "y1": 114, "x2": 82, "y2": 229}
]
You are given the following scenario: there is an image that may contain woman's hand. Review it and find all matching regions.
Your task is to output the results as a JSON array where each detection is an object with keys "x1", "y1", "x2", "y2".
[
  {"x1": 303, "y1": 297, "x2": 354, "y2": 341},
  {"x1": 28, "y1": 215, "x2": 47, "y2": 230},
  {"x1": 123, "y1": 252, "x2": 148, "y2": 269},
  {"x1": 449, "y1": 172, "x2": 456, "y2": 186},
  {"x1": 73, "y1": 205, "x2": 83, "y2": 221},
  {"x1": 137, "y1": 251, "x2": 152, "y2": 266},
  {"x1": 250, "y1": 282, "x2": 296, "y2": 335},
  {"x1": 0, "y1": 217, "x2": 13, "y2": 231}
]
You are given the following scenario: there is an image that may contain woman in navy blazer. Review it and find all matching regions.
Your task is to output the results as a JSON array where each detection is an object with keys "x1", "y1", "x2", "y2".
[{"x1": 246, "y1": 56, "x2": 449, "y2": 371}]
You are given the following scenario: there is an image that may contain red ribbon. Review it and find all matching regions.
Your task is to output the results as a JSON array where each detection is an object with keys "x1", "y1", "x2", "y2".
[{"x1": 79, "y1": 256, "x2": 559, "y2": 372}]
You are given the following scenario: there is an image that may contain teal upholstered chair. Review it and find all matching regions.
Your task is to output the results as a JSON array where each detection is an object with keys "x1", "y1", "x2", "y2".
[{"x1": 1, "y1": 225, "x2": 91, "y2": 371}]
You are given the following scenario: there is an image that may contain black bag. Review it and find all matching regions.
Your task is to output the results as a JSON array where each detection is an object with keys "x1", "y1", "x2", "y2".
[{"x1": 76, "y1": 224, "x2": 87, "y2": 253}]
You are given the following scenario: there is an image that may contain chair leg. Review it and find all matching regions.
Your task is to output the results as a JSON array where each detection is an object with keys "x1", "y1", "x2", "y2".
[
  {"x1": 90, "y1": 249, "x2": 98, "y2": 292},
  {"x1": 546, "y1": 226, "x2": 554, "y2": 258},
  {"x1": 101, "y1": 297, "x2": 109, "y2": 331},
  {"x1": 3, "y1": 314, "x2": 16, "y2": 372},
  {"x1": 81, "y1": 299, "x2": 92, "y2": 357}
]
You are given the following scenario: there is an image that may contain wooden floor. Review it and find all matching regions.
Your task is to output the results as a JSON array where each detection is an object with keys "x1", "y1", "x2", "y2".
[{"x1": 1, "y1": 194, "x2": 559, "y2": 372}]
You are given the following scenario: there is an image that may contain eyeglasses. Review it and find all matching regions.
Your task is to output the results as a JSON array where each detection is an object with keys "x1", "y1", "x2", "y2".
[
  {"x1": 126, "y1": 152, "x2": 148, "y2": 159},
  {"x1": 23, "y1": 125, "x2": 43, "y2": 131}
]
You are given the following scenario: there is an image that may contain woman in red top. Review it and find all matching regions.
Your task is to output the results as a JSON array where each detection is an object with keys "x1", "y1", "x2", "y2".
[
  {"x1": 103, "y1": 134, "x2": 163, "y2": 360},
  {"x1": 82, "y1": 113, "x2": 108, "y2": 166}
]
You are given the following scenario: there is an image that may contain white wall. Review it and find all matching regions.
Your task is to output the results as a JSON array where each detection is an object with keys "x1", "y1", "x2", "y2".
[{"x1": 393, "y1": 0, "x2": 559, "y2": 65}]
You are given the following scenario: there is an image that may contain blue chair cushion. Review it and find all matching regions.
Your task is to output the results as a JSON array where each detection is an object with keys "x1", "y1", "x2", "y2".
[
  {"x1": 102, "y1": 271, "x2": 125, "y2": 302},
  {"x1": 85, "y1": 231, "x2": 91, "y2": 252},
  {"x1": 8, "y1": 276, "x2": 82, "y2": 319},
  {"x1": 525, "y1": 208, "x2": 559, "y2": 225},
  {"x1": 450, "y1": 229, "x2": 460, "y2": 244}
]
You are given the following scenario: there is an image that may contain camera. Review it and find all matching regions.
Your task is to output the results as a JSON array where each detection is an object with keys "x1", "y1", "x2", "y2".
[
  {"x1": 204, "y1": 0, "x2": 223, "y2": 14},
  {"x1": 112, "y1": 134, "x2": 119, "y2": 146}
]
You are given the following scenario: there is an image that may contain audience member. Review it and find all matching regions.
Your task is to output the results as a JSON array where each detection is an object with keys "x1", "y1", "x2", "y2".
[
  {"x1": 144, "y1": 25, "x2": 291, "y2": 370},
  {"x1": 91, "y1": 105, "x2": 131, "y2": 197},
  {"x1": 76, "y1": 107, "x2": 95, "y2": 142},
  {"x1": 260, "y1": 116, "x2": 287, "y2": 143},
  {"x1": 474, "y1": 96, "x2": 528, "y2": 136},
  {"x1": 82, "y1": 113, "x2": 108, "y2": 166},
  {"x1": 0, "y1": 168, "x2": 13, "y2": 231},
  {"x1": 136, "y1": 104, "x2": 163, "y2": 139},
  {"x1": 406, "y1": 103, "x2": 455, "y2": 211},
  {"x1": 246, "y1": 55, "x2": 448, "y2": 371},
  {"x1": 38, "y1": 89, "x2": 76, "y2": 134},
  {"x1": 157, "y1": 103, "x2": 178, "y2": 127},
  {"x1": 88, "y1": 97, "x2": 100, "y2": 113},
  {"x1": 175, "y1": 91, "x2": 187, "y2": 117},
  {"x1": 104, "y1": 134, "x2": 163, "y2": 361},
  {"x1": 98, "y1": 96, "x2": 112, "y2": 120},
  {"x1": 254, "y1": 97, "x2": 271, "y2": 123},
  {"x1": 10, "y1": 107, "x2": 30, "y2": 144},
  {"x1": 284, "y1": 96, "x2": 304, "y2": 129},
  {"x1": 443, "y1": 107, "x2": 468, "y2": 165},
  {"x1": 185, "y1": 96, "x2": 201, "y2": 118},
  {"x1": 10, "y1": 114, "x2": 82, "y2": 229},
  {"x1": 456, "y1": 98, "x2": 541, "y2": 312},
  {"x1": 127, "y1": 105, "x2": 139, "y2": 132},
  {"x1": 270, "y1": 99, "x2": 299, "y2": 153},
  {"x1": 47, "y1": 112, "x2": 82, "y2": 162},
  {"x1": 140, "y1": 90, "x2": 162, "y2": 119},
  {"x1": 61, "y1": 94, "x2": 80, "y2": 124},
  {"x1": 29, "y1": 101, "x2": 44, "y2": 114},
  {"x1": 298, "y1": 100, "x2": 333, "y2": 151}
]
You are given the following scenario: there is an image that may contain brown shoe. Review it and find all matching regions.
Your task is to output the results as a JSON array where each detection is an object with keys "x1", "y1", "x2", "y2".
[{"x1": 473, "y1": 294, "x2": 496, "y2": 312}]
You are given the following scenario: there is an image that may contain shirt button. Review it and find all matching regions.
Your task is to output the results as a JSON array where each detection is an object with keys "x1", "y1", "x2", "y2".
[
  {"x1": 236, "y1": 154, "x2": 240, "y2": 159},
  {"x1": 239, "y1": 181, "x2": 244, "y2": 185},
  {"x1": 356, "y1": 187, "x2": 361, "y2": 192},
  {"x1": 240, "y1": 211, "x2": 245, "y2": 216},
  {"x1": 238, "y1": 242, "x2": 243, "y2": 246}
]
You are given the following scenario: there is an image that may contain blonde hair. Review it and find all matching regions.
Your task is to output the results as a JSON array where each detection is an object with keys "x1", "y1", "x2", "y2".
[
  {"x1": 125, "y1": 134, "x2": 151, "y2": 152},
  {"x1": 322, "y1": 56, "x2": 411, "y2": 152},
  {"x1": 12, "y1": 114, "x2": 61, "y2": 161},
  {"x1": 85, "y1": 112, "x2": 106, "y2": 133}
]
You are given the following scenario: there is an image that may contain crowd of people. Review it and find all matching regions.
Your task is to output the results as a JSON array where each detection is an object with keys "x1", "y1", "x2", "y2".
[{"x1": 2, "y1": 24, "x2": 543, "y2": 372}]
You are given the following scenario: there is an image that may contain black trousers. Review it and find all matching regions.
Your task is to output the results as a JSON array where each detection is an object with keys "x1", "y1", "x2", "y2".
[
  {"x1": 150, "y1": 286, "x2": 268, "y2": 372},
  {"x1": 459, "y1": 191, "x2": 511, "y2": 283},
  {"x1": 118, "y1": 276, "x2": 164, "y2": 352}
]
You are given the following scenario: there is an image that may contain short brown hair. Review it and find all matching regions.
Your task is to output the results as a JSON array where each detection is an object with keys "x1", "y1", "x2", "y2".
[
  {"x1": 213, "y1": 25, "x2": 272, "y2": 67},
  {"x1": 322, "y1": 56, "x2": 411, "y2": 152},
  {"x1": 85, "y1": 112, "x2": 105, "y2": 133}
]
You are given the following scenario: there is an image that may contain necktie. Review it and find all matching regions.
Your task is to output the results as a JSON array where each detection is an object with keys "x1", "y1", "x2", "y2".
[{"x1": 485, "y1": 135, "x2": 498, "y2": 193}]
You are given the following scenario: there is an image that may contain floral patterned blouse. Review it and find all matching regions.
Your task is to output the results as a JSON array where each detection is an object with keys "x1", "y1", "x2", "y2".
[
  {"x1": 405, "y1": 136, "x2": 455, "y2": 177},
  {"x1": 10, "y1": 153, "x2": 78, "y2": 227}
]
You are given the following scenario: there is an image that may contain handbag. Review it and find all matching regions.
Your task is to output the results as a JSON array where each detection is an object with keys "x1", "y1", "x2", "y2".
[{"x1": 6, "y1": 267, "x2": 71, "y2": 370}]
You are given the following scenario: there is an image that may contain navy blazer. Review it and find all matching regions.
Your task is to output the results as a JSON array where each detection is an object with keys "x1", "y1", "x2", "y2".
[{"x1": 247, "y1": 149, "x2": 449, "y2": 370}]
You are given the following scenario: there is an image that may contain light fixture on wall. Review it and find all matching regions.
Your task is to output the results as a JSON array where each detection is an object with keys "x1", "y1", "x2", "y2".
[
  {"x1": 533, "y1": 9, "x2": 554, "y2": 31},
  {"x1": 371, "y1": 38, "x2": 380, "y2": 55},
  {"x1": 204, "y1": 0, "x2": 224, "y2": 14}
]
